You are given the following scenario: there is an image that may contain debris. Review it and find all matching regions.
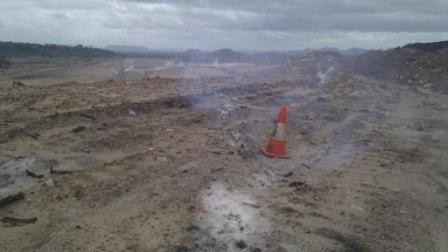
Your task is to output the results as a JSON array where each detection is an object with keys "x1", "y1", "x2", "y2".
[
  {"x1": 128, "y1": 109, "x2": 137, "y2": 116},
  {"x1": 1, "y1": 216, "x2": 37, "y2": 227},
  {"x1": 72, "y1": 126, "x2": 86, "y2": 133},
  {"x1": 350, "y1": 204, "x2": 364, "y2": 212},
  {"x1": 25, "y1": 170, "x2": 44, "y2": 179},
  {"x1": 163, "y1": 96, "x2": 193, "y2": 108},
  {"x1": 210, "y1": 167, "x2": 224, "y2": 173},
  {"x1": 242, "y1": 202, "x2": 261, "y2": 209},
  {"x1": 21, "y1": 130, "x2": 39, "y2": 139},
  {"x1": 235, "y1": 240, "x2": 247, "y2": 249},
  {"x1": 50, "y1": 165, "x2": 76, "y2": 175},
  {"x1": 187, "y1": 204, "x2": 196, "y2": 212},
  {"x1": 301, "y1": 163, "x2": 312, "y2": 170},
  {"x1": 250, "y1": 247, "x2": 262, "y2": 252},
  {"x1": 97, "y1": 123, "x2": 108, "y2": 130},
  {"x1": 186, "y1": 225, "x2": 200, "y2": 232},
  {"x1": 155, "y1": 156, "x2": 167, "y2": 162},
  {"x1": 0, "y1": 192, "x2": 24, "y2": 208},
  {"x1": 237, "y1": 144, "x2": 254, "y2": 159},
  {"x1": 191, "y1": 118, "x2": 202, "y2": 123},
  {"x1": 288, "y1": 181, "x2": 312, "y2": 192},
  {"x1": 51, "y1": 169, "x2": 75, "y2": 175},
  {"x1": 12, "y1": 81, "x2": 25, "y2": 87},
  {"x1": 284, "y1": 171, "x2": 293, "y2": 177},
  {"x1": 0, "y1": 174, "x2": 10, "y2": 187},
  {"x1": 45, "y1": 179, "x2": 55, "y2": 187},
  {"x1": 315, "y1": 228, "x2": 374, "y2": 252},
  {"x1": 79, "y1": 112, "x2": 96, "y2": 121},
  {"x1": 176, "y1": 246, "x2": 189, "y2": 252},
  {"x1": 0, "y1": 156, "x2": 51, "y2": 188},
  {"x1": 73, "y1": 189, "x2": 83, "y2": 199}
]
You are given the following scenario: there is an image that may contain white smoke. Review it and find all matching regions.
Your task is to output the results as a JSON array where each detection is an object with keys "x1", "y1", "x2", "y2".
[{"x1": 316, "y1": 66, "x2": 334, "y2": 85}]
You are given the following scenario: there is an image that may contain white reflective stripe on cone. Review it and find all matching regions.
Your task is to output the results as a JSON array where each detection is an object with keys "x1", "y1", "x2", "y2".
[{"x1": 274, "y1": 122, "x2": 285, "y2": 140}]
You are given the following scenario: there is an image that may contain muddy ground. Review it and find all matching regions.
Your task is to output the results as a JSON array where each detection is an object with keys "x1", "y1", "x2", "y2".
[{"x1": 0, "y1": 59, "x2": 447, "y2": 252}]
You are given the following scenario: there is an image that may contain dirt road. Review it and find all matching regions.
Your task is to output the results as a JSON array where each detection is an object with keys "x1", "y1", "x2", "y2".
[{"x1": 0, "y1": 63, "x2": 447, "y2": 251}]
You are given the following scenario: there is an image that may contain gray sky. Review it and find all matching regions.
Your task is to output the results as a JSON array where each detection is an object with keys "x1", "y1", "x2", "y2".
[{"x1": 1, "y1": 0, "x2": 447, "y2": 50}]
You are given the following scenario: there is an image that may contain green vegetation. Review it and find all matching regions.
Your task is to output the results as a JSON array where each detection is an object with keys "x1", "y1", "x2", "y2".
[{"x1": 0, "y1": 41, "x2": 116, "y2": 58}]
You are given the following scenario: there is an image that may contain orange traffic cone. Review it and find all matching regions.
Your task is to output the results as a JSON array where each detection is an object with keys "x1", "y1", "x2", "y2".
[{"x1": 261, "y1": 105, "x2": 289, "y2": 159}]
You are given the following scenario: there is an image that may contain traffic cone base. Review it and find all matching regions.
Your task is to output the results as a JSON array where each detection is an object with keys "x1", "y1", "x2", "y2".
[{"x1": 261, "y1": 138, "x2": 290, "y2": 159}]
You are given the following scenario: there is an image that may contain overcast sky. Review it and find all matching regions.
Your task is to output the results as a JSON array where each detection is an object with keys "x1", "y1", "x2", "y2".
[{"x1": 1, "y1": 0, "x2": 447, "y2": 51}]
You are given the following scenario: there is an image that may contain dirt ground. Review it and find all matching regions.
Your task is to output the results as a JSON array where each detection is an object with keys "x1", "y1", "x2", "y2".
[{"x1": 0, "y1": 58, "x2": 447, "y2": 252}]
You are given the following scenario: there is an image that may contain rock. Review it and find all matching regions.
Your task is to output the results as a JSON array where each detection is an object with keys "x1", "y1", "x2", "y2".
[
  {"x1": 350, "y1": 204, "x2": 364, "y2": 212},
  {"x1": 25, "y1": 170, "x2": 44, "y2": 179},
  {"x1": 45, "y1": 179, "x2": 55, "y2": 187},
  {"x1": 0, "y1": 156, "x2": 50, "y2": 178},
  {"x1": 155, "y1": 156, "x2": 167, "y2": 162},
  {"x1": 12, "y1": 81, "x2": 25, "y2": 87},
  {"x1": 235, "y1": 240, "x2": 247, "y2": 249},
  {"x1": 283, "y1": 171, "x2": 293, "y2": 177},
  {"x1": 73, "y1": 189, "x2": 83, "y2": 199},
  {"x1": 176, "y1": 246, "x2": 189, "y2": 252},
  {"x1": 79, "y1": 113, "x2": 96, "y2": 121},
  {"x1": 288, "y1": 181, "x2": 312, "y2": 192},
  {"x1": 128, "y1": 109, "x2": 137, "y2": 116},
  {"x1": 72, "y1": 126, "x2": 86, "y2": 133},
  {"x1": 1, "y1": 216, "x2": 37, "y2": 226},
  {"x1": 186, "y1": 225, "x2": 200, "y2": 232},
  {"x1": 0, "y1": 174, "x2": 10, "y2": 187},
  {"x1": 0, "y1": 193, "x2": 25, "y2": 208}
]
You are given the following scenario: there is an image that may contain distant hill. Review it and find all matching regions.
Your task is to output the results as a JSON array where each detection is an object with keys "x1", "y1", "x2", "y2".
[
  {"x1": 0, "y1": 41, "x2": 116, "y2": 58},
  {"x1": 104, "y1": 45, "x2": 152, "y2": 53},
  {"x1": 341, "y1": 41, "x2": 448, "y2": 92},
  {"x1": 282, "y1": 40, "x2": 448, "y2": 92},
  {"x1": 178, "y1": 47, "x2": 368, "y2": 65},
  {"x1": 403, "y1": 41, "x2": 448, "y2": 52},
  {"x1": 180, "y1": 48, "x2": 308, "y2": 65},
  {"x1": 180, "y1": 49, "x2": 213, "y2": 64},
  {"x1": 102, "y1": 45, "x2": 368, "y2": 64},
  {"x1": 212, "y1": 48, "x2": 244, "y2": 63},
  {"x1": 320, "y1": 47, "x2": 368, "y2": 56},
  {"x1": 105, "y1": 45, "x2": 180, "y2": 58}
]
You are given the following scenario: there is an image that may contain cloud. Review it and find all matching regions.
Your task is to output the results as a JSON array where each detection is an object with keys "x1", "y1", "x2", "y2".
[{"x1": 0, "y1": 0, "x2": 447, "y2": 50}]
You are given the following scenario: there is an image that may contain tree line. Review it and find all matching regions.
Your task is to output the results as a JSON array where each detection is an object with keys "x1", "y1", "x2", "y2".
[{"x1": 0, "y1": 41, "x2": 116, "y2": 58}]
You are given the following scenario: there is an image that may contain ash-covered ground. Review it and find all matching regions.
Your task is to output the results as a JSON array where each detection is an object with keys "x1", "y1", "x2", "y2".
[{"x1": 1, "y1": 47, "x2": 447, "y2": 252}]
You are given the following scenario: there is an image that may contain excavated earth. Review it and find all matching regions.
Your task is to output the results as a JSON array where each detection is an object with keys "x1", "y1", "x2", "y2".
[{"x1": 0, "y1": 60, "x2": 447, "y2": 252}]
